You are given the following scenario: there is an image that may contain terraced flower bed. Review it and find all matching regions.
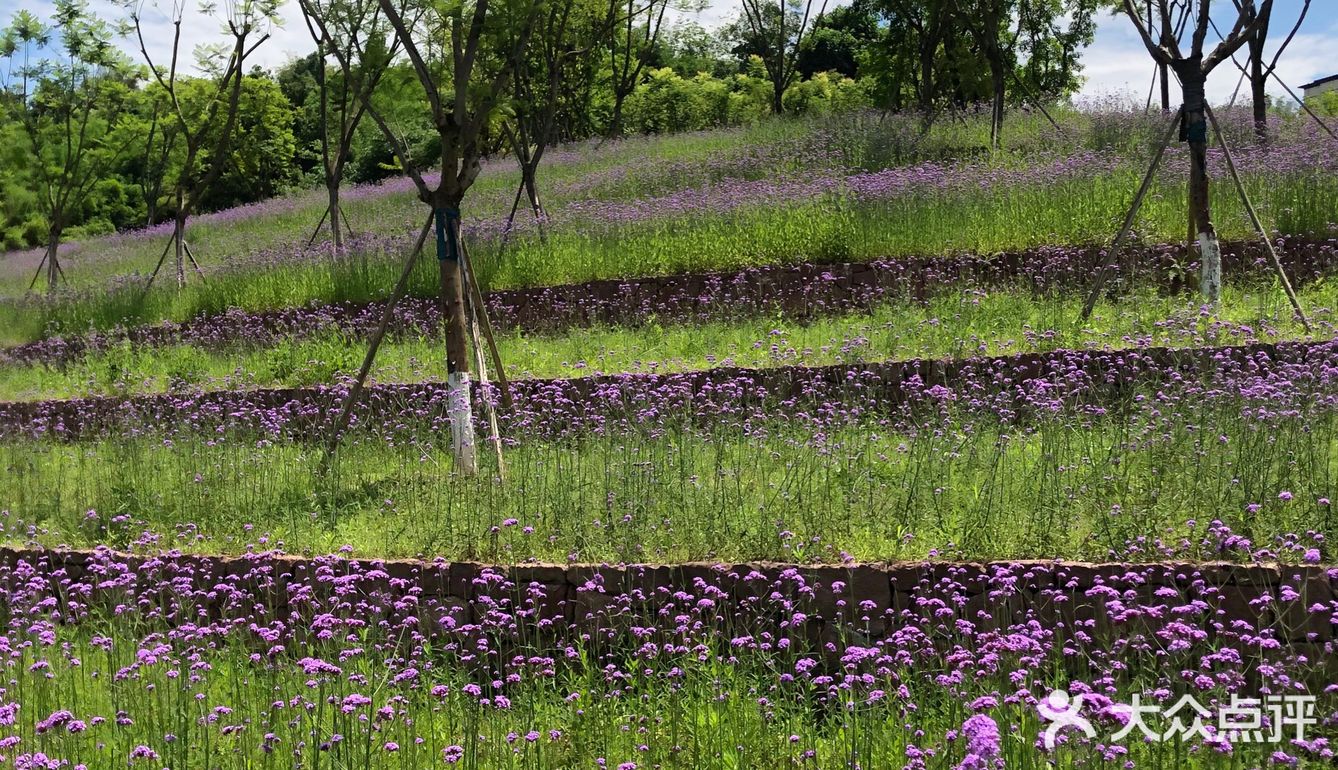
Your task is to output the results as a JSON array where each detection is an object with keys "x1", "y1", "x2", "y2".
[
  {"x1": 4, "y1": 236, "x2": 1334, "y2": 368},
  {"x1": 0, "y1": 546, "x2": 1332, "y2": 768},
  {"x1": 3, "y1": 108, "x2": 1338, "y2": 768}
]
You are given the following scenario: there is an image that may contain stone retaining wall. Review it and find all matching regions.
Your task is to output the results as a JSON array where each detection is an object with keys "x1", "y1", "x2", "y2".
[
  {"x1": 3, "y1": 548, "x2": 1332, "y2": 664},
  {"x1": 2, "y1": 338, "x2": 1331, "y2": 440}
]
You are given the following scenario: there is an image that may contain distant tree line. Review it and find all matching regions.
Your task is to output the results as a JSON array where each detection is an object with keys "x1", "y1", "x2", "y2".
[{"x1": 0, "y1": 0, "x2": 1109, "y2": 257}]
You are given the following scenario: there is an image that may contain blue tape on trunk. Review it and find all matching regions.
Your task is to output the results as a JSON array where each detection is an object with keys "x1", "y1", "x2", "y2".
[{"x1": 434, "y1": 207, "x2": 461, "y2": 263}]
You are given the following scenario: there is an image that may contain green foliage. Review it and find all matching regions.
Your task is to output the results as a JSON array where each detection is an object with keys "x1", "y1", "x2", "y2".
[
  {"x1": 1, "y1": 0, "x2": 134, "y2": 260},
  {"x1": 861, "y1": 0, "x2": 1096, "y2": 112},
  {"x1": 1313, "y1": 91, "x2": 1338, "y2": 118},
  {"x1": 194, "y1": 74, "x2": 301, "y2": 211},
  {"x1": 623, "y1": 64, "x2": 871, "y2": 135},
  {"x1": 782, "y1": 71, "x2": 871, "y2": 115}
]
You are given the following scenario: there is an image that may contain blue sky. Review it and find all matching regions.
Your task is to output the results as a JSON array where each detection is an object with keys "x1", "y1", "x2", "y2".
[{"x1": 8, "y1": 0, "x2": 1337, "y2": 104}]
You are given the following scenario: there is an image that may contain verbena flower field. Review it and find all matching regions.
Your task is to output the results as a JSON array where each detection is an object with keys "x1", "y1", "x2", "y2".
[{"x1": 0, "y1": 108, "x2": 1336, "y2": 768}]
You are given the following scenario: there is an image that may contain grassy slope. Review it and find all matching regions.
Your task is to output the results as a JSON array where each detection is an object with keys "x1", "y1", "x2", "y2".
[
  {"x1": 1, "y1": 108, "x2": 1335, "y2": 564},
  {"x1": 1, "y1": 109, "x2": 1335, "y2": 344},
  {"x1": 0, "y1": 281, "x2": 1329, "y2": 402}
]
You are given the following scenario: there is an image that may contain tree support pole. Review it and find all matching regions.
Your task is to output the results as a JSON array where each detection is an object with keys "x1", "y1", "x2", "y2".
[
  {"x1": 27, "y1": 251, "x2": 49, "y2": 294},
  {"x1": 460, "y1": 240, "x2": 506, "y2": 481},
  {"x1": 306, "y1": 206, "x2": 331, "y2": 248},
  {"x1": 140, "y1": 235, "x2": 176, "y2": 296},
  {"x1": 1268, "y1": 69, "x2": 1337, "y2": 141},
  {"x1": 182, "y1": 240, "x2": 207, "y2": 282},
  {"x1": 1081, "y1": 106, "x2": 1182, "y2": 321},
  {"x1": 317, "y1": 212, "x2": 434, "y2": 476},
  {"x1": 1007, "y1": 69, "x2": 1063, "y2": 135},
  {"x1": 1204, "y1": 105, "x2": 1312, "y2": 333},
  {"x1": 460, "y1": 238, "x2": 513, "y2": 411}
]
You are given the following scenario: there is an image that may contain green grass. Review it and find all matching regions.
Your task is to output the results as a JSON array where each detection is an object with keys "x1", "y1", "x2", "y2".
[
  {"x1": 0, "y1": 280, "x2": 1330, "y2": 402},
  {"x1": 5, "y1": 400, "x2": 1332, "y2": 563},
  {"x1": 2, "y1": 109, "x2": 1334, "y2": 344}
]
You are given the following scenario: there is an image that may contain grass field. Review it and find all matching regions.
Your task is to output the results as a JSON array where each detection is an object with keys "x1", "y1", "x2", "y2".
[{"x1": 1, "y1": 106, "x2": 1336, "y2": 768}]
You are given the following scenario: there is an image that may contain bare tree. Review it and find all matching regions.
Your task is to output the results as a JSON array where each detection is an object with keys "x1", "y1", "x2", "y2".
[
  {"x1": 295, "y1": 0, "x2": 398, "y2": 256},
  {"x1": 125, "y1": 0, "x2": 282, "y2": 289},
  {"x1": 1121, "y1": 0, "x2": 1274, "y2": 303},
  {"x1": 1237, "y1": 0, "x2": 1309, "y2": 143},
  {"x1": 502, "y1": 0, "x2": 591, "y2": 236}
]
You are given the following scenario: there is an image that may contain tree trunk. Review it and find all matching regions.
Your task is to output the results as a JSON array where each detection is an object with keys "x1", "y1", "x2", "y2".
[
  {"x1": 45, "y1": 229, "x2": 61, "y2": 295},
  {"x1": 608, "y1": 92, "x2": 628, "y2": 139},
  {"x1": 328, "y1": 181, "x2": 344, "y2": 257},
  {"x1": 1159, "y1": 63, "x2": 1170, "y2": 112},
  {"x1": 1178, "y1": 64, "x2": 1221, "y2": 304},
  {"x1": 1247, "y1": 32, "x2": 1269, "y2": 143},
  {"x1": 435, "y1": 204, "x2": 477, "y2": 476},
  {"x1": 989, "y1": 63, "x2": 1006, "y2": 150},
  {"x1": 173, "y1": 212, "x2": 187, "y2": 290},
  {"x1": 773, "y1": 79, "x2": 785, "y2": 115},
  {"x1": 919, "y1": 47, "x2": 936, "y2": 113},
  {"x1": 522, "y1": 165, "x2": 543, "y2": 219}
]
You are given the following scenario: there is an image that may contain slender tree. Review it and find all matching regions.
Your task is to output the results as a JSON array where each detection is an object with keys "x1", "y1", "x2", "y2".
[
  {"x1": 605, "y1": 0, "x2": 670, "y2": 136},
  {"x1": 951, "y1": 0, "x2": 1097, "y2": 149},
  {"x1": 295, "y1": 0, "x2": 399, "y2": 256},
  {"x1": 1, "y1": 1, "x2": 133, "y2": 294},
  {"x1": 1239, "y1": 0, "x2": 1309, "y2": 142},
  {"x1": 503, "y1": 0, "x2": 592, "y2": 234},
  {"x1": 877, "y1": 0, "x2": 956, "y2": 113},
  {"x1": 328, "y1": 0, "x2": 544, "y2": 474},
  {"x1": 737, "y1": 0, "x2": 828, "y2": 115},
  {"x1": 134, "y1": 88, "x2": 178, "y2": 227},
  {"x1": 1121, "y1": 0, "x2": 1274, "y2": 303},
  {"x1": 124, "y1": 0, "x2": 282, "y2": 289}
]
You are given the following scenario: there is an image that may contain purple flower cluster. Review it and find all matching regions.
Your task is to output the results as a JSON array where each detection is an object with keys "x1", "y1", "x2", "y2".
[
  {"x1": 4, "y1": 236, "x2": 1334, "y2": 368},
  {"x1": 1, "y1": 339, "x2": 1333, "y2": 445},
  {"x1": 0, "y1": 546, "x2": 1331, "y2": 766}
]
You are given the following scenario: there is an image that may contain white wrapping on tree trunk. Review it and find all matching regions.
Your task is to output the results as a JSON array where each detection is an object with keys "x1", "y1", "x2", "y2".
[
  {"x1": 1198, "y1": 231, "x2": 1222, "y2": 304},
  {"x1": 447, "y1": 371, "x2": 477, "y2": 475}
]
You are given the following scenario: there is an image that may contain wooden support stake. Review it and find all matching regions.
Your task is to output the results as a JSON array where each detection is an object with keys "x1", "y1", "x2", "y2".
[
  {"x1": 1205, "y1": 104, "x2": 1312, "y2": 333},
  {"x1": 1007, "y1": 69, "x2": 1063, "y2": 135},
  {"x1": 140, "y1": 235, "x2": 176, "y2": 296},
  {"x1": 317, "y1": 212, "x2": 434, "y2": 475},
  {"x1": 182, "y1": 240, "x2": 207, "y2": 282},
  {"x1": 1081, "y1": 106, "x2": 1183, "y2": 321},
  {"x1": 306, "y1": 206, "x2": 331, "y2": 248},
  {"x1": 1269, "y1": 69, "x2": 1338, "y2": 142},
  {"x1": 460, "y1": 238, "x2": 513, "y2": 411},
  {"x1": 26, "y1": 251, "x2": 49, "y2": 294},
  {"x1": 460, "y1": 244, "x2": 507, "y2": 482}
]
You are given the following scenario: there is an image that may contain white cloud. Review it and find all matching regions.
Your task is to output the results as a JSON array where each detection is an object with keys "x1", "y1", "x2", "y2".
[{"x1": 1076, "y1": 5, "x2": 1338, "y2": 106}]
